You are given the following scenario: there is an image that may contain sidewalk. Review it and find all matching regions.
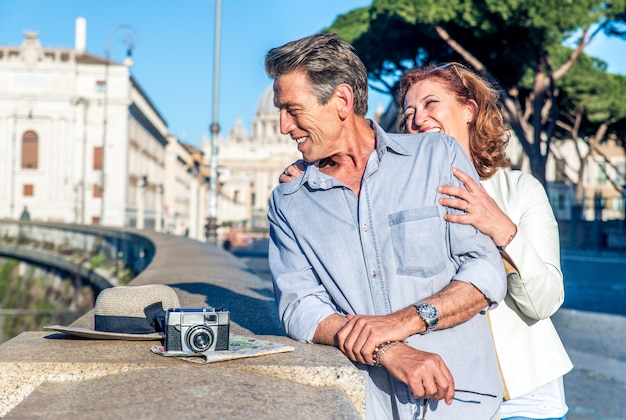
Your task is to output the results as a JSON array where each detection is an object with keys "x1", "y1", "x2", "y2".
[{"x1": 552, "y1": 309, "x2": 626, "y2": 419}]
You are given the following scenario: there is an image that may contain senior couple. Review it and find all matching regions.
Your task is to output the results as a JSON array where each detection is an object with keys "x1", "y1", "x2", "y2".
[{"x1": 265, "y1": 33, "x2": 572, "y2": 420}]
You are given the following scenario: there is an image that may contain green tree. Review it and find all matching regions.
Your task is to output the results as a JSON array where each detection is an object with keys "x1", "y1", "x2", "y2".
[{"x1": 326, "y1": 0, "x2": 626, "y2": 186}]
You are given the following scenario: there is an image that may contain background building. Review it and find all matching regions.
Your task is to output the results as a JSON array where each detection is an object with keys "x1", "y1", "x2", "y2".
[
  {"x1": 0, "y1": 19, "x2": 195, "y2": 231},
  {"x1": 0, "y1": 18, "x2": 300, "y2": 244},
  {"x1": 203, "y1": 85, "x2": 301, "y2": 234},
  {"x1": 163, "y1": 134, "x2": 200, "y2": 236}
]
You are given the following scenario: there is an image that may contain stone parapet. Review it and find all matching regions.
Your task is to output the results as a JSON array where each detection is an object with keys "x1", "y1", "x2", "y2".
[{"x1": 0, "y1": 228, "x2": 364, "y2": 419}]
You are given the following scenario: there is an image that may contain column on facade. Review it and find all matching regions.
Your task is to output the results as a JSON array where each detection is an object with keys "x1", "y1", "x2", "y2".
[
  {"x1": 155, "y1": 184, "x2": 163, "y2": 232},
  {"x1": 136, "y1": 177, "x2": 145, "y2": 229},
  {"x1": 76, "y1": 98, "x2": 89, "y2": 225}
]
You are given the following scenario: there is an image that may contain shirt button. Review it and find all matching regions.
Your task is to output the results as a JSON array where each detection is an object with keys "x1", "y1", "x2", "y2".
[
  {"x1": 371, "y1": 271, "x2": 377, "y2": 279},
  {"x1": 362, "y1": 224, "x2": 368, "y2": 232}
]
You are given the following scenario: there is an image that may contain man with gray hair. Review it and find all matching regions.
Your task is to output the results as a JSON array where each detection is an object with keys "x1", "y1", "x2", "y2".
[{"x1": 266, "y1": 33, "x2": 506, "y2": 419}]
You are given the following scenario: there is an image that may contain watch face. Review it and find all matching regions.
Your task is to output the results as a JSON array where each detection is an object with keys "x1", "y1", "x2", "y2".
[{"x1": 418, "y1": 303, "x2": 438, "y2": 320}]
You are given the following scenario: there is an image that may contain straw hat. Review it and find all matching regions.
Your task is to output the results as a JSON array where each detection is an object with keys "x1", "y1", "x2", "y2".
[{"x1": 45, "y1": 284, "x2": 180, "y2": 340}]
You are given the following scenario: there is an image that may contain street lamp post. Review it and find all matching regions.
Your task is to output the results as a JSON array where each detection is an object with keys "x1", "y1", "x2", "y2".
[
  {"x1": 100, "y1": 24, "x2": 138, "y2": 225},
  {"x1": 207, "y1": 0, "x2": 222, "y2": 244}
]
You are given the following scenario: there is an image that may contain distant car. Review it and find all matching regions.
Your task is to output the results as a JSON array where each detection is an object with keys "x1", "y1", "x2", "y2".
[{"x1": 227, "y1": 232, "x2": 267, "y2": 249}]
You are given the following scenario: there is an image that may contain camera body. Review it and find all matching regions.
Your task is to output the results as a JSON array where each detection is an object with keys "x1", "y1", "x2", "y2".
[{"x1": 164, "y1": 308, "x2": 230, "y2": 354}]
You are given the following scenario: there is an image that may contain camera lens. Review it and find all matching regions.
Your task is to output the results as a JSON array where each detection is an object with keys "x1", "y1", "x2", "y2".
[{"x1": 186, "y1": 325, "x2": 214, "y2": 353}]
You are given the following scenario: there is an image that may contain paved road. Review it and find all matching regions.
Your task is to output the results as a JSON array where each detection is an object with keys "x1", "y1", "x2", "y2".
[{"x1": 233, "y1": 241, "x2": 626, "y2": 419}]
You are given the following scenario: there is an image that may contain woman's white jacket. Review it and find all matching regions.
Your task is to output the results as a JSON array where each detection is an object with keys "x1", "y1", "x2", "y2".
[{"x1": 482, "y1": 169, "x2": 573, "y2": 400}]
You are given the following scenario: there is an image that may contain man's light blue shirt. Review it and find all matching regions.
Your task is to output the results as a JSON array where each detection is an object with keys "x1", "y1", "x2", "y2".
[{"x1": 268, "y1": 121, "x2": 506, "y2": 419}]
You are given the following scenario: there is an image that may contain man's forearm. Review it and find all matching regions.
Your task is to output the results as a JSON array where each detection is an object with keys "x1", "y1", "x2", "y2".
[
  {"x1": 312, "y1": 281, "x2": 488, "y2": 346},
  {"x1": 426, "y1": 280, "x2": 489, "y2": 331},
  {"x1": 312, "y1": 313, "x2": 348, "y2": 346}
]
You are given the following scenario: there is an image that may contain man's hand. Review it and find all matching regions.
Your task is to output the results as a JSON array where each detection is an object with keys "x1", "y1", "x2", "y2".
[
  {"x1": 380, "y1": 342, "x2": 455, "y2": 405},
  {"x1": 320, "y1": 310, "x2": 455, "y2": 405},
  {"x1": 335, "y1": 306, "x2": 422, "y2": 365}
]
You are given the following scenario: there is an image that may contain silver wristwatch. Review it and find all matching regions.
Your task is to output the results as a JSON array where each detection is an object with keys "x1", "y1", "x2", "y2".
[{"x1": 414, "y1": 301, "x2": 438, "y2": 334}]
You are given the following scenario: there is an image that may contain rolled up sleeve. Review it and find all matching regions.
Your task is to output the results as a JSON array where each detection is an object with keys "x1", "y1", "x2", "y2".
[{"x1": 268, "y1": 192, "x2": 338, "y2": 342}]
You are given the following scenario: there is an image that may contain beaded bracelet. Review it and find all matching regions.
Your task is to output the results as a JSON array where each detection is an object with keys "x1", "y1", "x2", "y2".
[{"x1": 372, "y1": 340, "x2": 399, "y2": 367}]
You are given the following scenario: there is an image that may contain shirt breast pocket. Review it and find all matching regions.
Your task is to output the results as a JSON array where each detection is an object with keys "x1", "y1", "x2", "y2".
[{"x1": 388, "y1": 206, "x2": 446, "y2": 277}]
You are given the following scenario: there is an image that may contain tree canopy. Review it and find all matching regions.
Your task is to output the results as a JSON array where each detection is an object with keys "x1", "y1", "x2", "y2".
[{"x1": 324, "y1": 0, "x2": 626, "y2": 187}]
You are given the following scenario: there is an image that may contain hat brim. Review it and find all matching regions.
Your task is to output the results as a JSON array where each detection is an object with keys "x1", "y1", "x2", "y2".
[{"x1": 44, "y1": 325, "x2": 164, "y2": 341}]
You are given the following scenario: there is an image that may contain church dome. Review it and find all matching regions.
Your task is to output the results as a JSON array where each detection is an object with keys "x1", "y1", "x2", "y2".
[{"x1": 256, "y1": 84, "x2": 277, "y2": 116}]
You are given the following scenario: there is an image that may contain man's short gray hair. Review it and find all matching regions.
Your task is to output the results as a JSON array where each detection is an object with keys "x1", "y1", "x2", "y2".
[{"x1": 265, "y1": 33, "x2": 369, "y2": 116}]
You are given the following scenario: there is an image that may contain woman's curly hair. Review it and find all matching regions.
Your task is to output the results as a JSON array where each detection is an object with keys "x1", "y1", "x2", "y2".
[{"x1": 397, "y1": 63, "x2": 510, "y2": 179}]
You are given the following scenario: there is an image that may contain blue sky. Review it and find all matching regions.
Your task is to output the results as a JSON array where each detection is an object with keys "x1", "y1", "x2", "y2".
[{"x1": 1, "y1": 0, "x2": 625, "y2": 147}]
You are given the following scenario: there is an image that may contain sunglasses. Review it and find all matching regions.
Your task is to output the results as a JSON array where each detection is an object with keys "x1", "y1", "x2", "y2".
[
  {"x1": 429, "y1": 62, "x2": 473, "y2": 97},
  {"x1": 419, "y1": 389, "x2": 499, "y2": 419}
]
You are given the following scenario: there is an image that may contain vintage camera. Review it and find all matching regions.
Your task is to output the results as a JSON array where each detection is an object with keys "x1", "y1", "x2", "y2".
[{"x1": 164, "y1": 308, "x2": 230, "y2": 354}]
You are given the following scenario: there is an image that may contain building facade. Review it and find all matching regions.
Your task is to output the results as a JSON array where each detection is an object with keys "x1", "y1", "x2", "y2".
[
  {"x1": 0, "y1": 18, "x2": 300, "y2": 242},
  {"x1": 547, "y1": 137, "x2": 626, "y2": 221},
  {"x1": 0, "y1": 20, "x2": 196, "y2": 232}
]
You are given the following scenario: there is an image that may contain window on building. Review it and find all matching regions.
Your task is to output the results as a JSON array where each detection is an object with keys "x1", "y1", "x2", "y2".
[
  {"x1": 21, "y1": 131, "x2": 38, "y2": 169},
  {"x1": 91, "y1": 216, "x2": 100, "y2": 225},
  {"x1": 233, "y1": 190, "x2": 240, "y2": 204},
  {"x1": 93, "y1": 147, "x2": 103, "y2": 170},
  {"x1": 96, "y1": 80, "x2": 106, "y2": 93},
  {"x1": 23, "y1": 184, "x2": 34, "y2": 196},
  {"x1": 93, "y1": 183, "x2": 102, "y2": 198}
]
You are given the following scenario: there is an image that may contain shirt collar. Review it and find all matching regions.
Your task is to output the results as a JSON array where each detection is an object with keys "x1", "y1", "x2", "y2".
[
  {"x1": 282, "y1": 119, "x2": 414, "y2": 195},
  {"x1": 370, "y1": 119, "x2": 412, "y2": 159}
]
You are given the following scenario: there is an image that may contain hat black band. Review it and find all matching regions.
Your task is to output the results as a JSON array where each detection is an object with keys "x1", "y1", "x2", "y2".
[
  {"x1": 95, "y1": 315, "x2": 157, "y2": 334},
  {"x1": 94, "y1": 302, "x2": 166, "y2": 334}
]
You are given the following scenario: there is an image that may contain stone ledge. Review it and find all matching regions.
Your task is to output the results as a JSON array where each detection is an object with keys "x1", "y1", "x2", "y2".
[
  {"x1": 0, "y1": 229, "x2": 364, "y2": 419},
  {"x1": 0, "y1": 331, "x2": 364, "y2": 418},
  {"x1": 3, "y1": 366, "x2": 359, "y2": 420}
]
